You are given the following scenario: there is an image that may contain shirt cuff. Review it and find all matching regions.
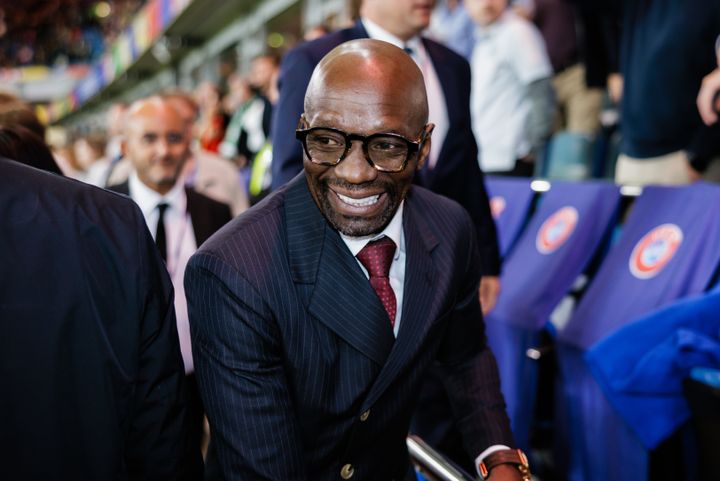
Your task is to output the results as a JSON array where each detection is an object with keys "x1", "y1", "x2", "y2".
[{"x1": 475, "y1": 444, "x2": 513, "y2": 478}]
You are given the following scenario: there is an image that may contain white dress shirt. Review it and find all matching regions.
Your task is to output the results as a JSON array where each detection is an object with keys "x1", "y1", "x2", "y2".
[
  {"x1": 129, "y1": 172, "x2": 198, "y2": 374},
  {"x1": 470, "y1": 10, "x2": 552, "y2": 172},
  {"x1": 362, "y1": 18, "x2": 448, "y2": 170}
]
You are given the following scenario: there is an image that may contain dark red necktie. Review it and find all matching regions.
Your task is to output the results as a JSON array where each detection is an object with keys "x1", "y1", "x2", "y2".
[{"x1": 356, "y1": 236, "x2": 397, "y2": 327}]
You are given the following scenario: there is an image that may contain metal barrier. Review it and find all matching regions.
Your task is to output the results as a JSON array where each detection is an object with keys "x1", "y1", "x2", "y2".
[{"x1": 406, "y1": 435, "x2": 475, "y2": 481}]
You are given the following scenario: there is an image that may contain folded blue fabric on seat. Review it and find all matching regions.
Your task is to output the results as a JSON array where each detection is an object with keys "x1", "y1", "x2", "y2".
[{"x1": 586, "y1": 287, "x2": 720, "y2": 449}]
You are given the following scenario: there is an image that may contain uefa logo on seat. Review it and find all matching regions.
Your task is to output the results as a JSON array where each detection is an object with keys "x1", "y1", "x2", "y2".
[
  {"x1": 536, "y1": 206, "x2": 579, "y2": 254},
  {"x1": 629, "y1": 223, "x2": 683, "y2": 279},
  {"x1": 490, "y1": 196, "x2": 506, "y2": 219}
]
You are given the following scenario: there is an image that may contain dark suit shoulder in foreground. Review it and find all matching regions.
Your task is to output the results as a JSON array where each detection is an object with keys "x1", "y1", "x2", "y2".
[{"x1": 0, "y1": 158, "x2": 194, "y2": 481}]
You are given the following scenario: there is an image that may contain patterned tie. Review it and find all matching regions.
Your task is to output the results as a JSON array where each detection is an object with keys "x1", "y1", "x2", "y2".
[
  {"x1": 155, "y1": 202, "x2": 169, "y2": 261},
  {"x1": 356, "y1": 236, "x2": 397, "y2": 327}
]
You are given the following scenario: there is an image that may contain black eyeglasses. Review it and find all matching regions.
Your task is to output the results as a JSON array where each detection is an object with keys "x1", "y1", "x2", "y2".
[{"x1": 296, "y1": 124, "x2": 430, "y2": 173}]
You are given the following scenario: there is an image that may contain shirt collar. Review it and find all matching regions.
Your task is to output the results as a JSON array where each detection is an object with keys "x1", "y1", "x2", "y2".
[
  {"x1": 361, "y1": 17, "x2": 422, "y2": 52},
  {"x1": 474, "y1": 9, "x2": 512, "y2": 40},
  {"x1": 128, "y1": 170, "x2": 187, "y2": 218},
  {"x1": 341, "y1": 201, "x2": 404, "y2": 261}
]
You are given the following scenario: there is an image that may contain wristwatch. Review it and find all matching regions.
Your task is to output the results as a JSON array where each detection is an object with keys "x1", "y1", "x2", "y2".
[{"x1": 478, "y1": 448, "x2": 531, "y2": 480}]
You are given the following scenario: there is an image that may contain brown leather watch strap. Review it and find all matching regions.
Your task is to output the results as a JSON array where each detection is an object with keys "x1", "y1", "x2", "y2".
[{"x1": 478, "y1": 449, "x2": 531, "y2": 480}]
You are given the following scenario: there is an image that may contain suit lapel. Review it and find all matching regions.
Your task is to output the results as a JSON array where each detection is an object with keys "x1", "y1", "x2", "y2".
[
  {"x1": 422, "y1": 38, "x2": 456, "y2": 123},
  {"x1": 364, "y1": 191, "x2": 440, "y2": 407},
  {"x1": 284, "y1": 176, "x2": 395, "y2": 366},
  {"x1": 112, "y1": 182, "x2": 224, "y2": 246},
  {"x1": 186, "y1": 188, "x2": 212, "y2": 245},
  {"x1": 420, "y1": 39, "x2": 463, "y2": 184}
]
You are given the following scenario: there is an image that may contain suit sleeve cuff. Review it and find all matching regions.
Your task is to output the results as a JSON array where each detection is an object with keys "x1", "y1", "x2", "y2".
[{"x1": 475, "y1": 444, "x2": 512, "y2": 478}]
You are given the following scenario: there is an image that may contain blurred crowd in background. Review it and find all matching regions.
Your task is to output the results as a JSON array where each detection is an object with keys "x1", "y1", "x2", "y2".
[
  {"x1": 13, "y1": 1, "x2": 712, "y2": 187},
  {"x1": 1, "y1": 0, "x2": 718, "y2": 195},
  {"x1": 0, "y1": 0, "x2": 142, "y2": 67}
]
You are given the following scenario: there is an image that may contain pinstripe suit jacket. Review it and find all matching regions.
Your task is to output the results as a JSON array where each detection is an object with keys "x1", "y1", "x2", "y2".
[{"x1": 185, "y1": 175, "x2": 513, "y2": 481}]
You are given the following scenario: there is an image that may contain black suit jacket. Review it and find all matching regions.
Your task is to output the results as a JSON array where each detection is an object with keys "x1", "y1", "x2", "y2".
[
  {"x1": 270, "y1": 20, "x2": 501, "y2": 275},
  {"x1": 109, "y1": 181, "x2": 233, "y2": 247},
  {"x1": 0, "y1": 158, "x2": 195, "y2": 480},
  {"x1": 185, "y1": 175, "x2": 513, "y2": 481}
]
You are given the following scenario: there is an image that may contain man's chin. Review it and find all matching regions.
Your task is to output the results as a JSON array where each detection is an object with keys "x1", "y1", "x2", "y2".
[
  {"x1": 156, "y1": 175, "x2": 179, "y2": 187},
  {"x1": 146, "y1": 177, "x2": 179, "y2": 194},
  {"x1": 327, "y1": 212, "x2": 392, "y2": 237}
]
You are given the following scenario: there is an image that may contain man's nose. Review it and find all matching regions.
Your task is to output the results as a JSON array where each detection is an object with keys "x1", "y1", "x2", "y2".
[
  {"x1": 333, "y1": 141, "x2": 377, "y2": 184},
  {"x1": 156, "y1": 139, "x2": 170, "y2": 157}
]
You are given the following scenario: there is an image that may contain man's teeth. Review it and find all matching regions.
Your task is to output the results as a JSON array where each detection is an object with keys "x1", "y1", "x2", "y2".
[{"x1": 336, "y1": 192, "x2": 380, "y2": 207}]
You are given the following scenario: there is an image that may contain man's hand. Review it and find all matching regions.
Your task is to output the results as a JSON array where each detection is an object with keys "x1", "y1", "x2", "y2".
[
  {"x1": 486, "y1": 463, "x2": 527, "y2": 480},
  {"x1": 685, "y1": 156, "x2": 702, "y2": 182},
  {"x1": 479, "y1": 276, "x2": 501, "y2": 316},
  {"x1": 607, "y1": 73, "x2": 624, "y2": 104},
  {"x1": 697, "y1": 67, "x2": 720, "y2": 126}
]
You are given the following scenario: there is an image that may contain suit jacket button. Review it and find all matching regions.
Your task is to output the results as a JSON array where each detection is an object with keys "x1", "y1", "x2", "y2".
[
  {"x1": 360, "y1": 409, "x2": 370, "y2": 422},
  {"x1": 340, "y1": 463, "x2": 354, "y2": 479}
]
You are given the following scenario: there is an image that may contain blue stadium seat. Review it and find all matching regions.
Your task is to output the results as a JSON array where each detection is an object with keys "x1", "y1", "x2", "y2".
[
  {"x1": 485, "y1": 176, "x2": 535, "y2": 257},
  {"x1": 485, "y1": 181, "x2": 620, "y2": 450},
  {"x1": 555, "y1": 183, "x2": 720, "y2": 481}
]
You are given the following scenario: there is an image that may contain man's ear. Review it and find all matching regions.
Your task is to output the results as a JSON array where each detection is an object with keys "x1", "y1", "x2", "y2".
[
  {"x1": 415, "y1": 123, "x2": 435, "y2": 172},
  {"x1": 297, "y1": 113, "x2": 308, "y2": 130}
]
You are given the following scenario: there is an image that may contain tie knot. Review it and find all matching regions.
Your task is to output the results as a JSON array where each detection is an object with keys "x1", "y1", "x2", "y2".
[
  {"x1": 403, "y1": 45, "x2": 414, "y2": 56},
  {"x1": 157, "y1": 202, "x2": 169, "y2": 216},
  {"x1": 357, "y1": 236, "x2": 396, "y2": 279}
]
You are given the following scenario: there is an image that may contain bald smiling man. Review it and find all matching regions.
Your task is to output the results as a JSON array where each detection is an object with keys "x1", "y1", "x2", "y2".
[{"x1": 185, "y1": 40, "x2": 527, "y2": 481}]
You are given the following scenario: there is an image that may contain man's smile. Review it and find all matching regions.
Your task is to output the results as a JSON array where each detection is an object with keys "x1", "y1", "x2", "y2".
[
  {"x1": 335, "y1": 191, "x2": 381, "y2": 207},
  {"x1": 328, "y1": 187, "x2": 389, "y2": 218}
]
